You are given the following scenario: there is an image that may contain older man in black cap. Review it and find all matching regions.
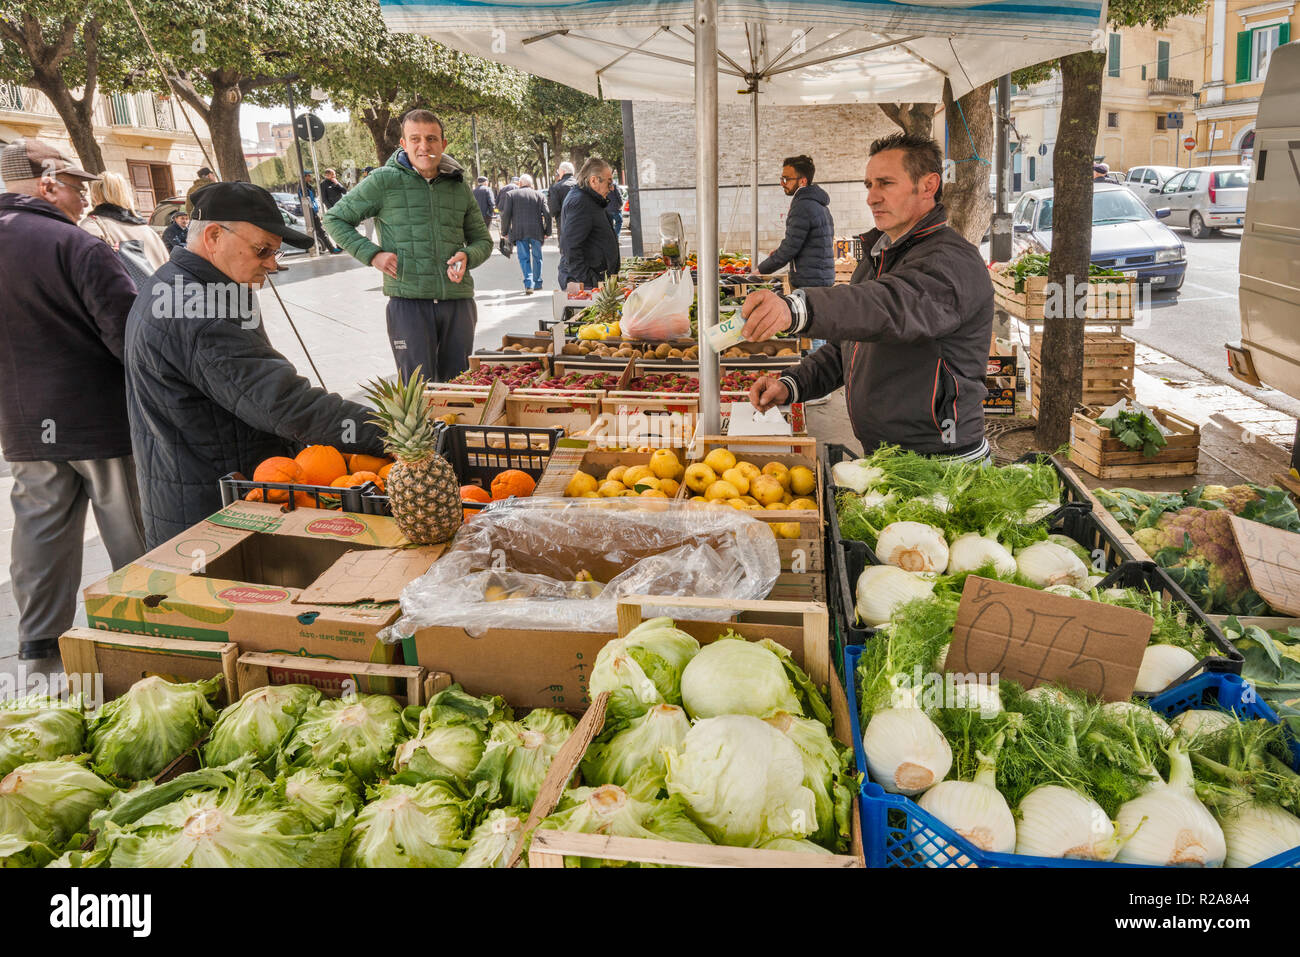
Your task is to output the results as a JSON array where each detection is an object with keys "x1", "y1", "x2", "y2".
[
  {"x1": 125, "y1": 182, "x2": 387, "y2": 547},
  {"x1": 0, "y1": 138, "x2": 148, "y2": 662}
]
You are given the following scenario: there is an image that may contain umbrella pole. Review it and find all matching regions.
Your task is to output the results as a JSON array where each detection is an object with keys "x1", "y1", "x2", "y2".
[
  {"x1": 751, "y1": 85, "x2": 760, "y2": 266},
  {"x1": 696, "y1": 0, "x2": 721, "y2": 438}
]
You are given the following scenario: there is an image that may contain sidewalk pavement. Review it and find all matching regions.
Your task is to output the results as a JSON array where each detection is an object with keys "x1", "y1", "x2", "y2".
[{"x1": 2, "y1": 233, "x2": 1296, "y2": 681}]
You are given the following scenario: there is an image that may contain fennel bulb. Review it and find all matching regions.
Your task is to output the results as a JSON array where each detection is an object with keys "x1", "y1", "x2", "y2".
[
  {"x1": 1043, "y1": 584, "x2": 1089, "y2": 600},
  {"x1": 946, "y1": 533, "x2": 1016, "y2": 577},
  {"x1": 1115, "y1": 740, "x2": 1226, "y2": 867},
  {"x1": 1135, "y1": 644, "x2": 1198, "y2": 695},
  {"x1": 1024, "y1": 500, "x2": 1061, "y2": 523},
  {"x1": 1015, "y1": 786, "x2": 1120, "y2": 860},
  {"x1": 1221, "y1": 803, "x2": 1300, "y2": 868},
  {"x1": 917, "y1": 746, "x2": 1016, "y2": 857},
  {"x1": 831, "y1": 461, "x2": 883, "y2": 494},
  {"x1": 1170, "y1": 709, "x2": 1236, "y2": 739},
  {"x1": 1100, "y1": 701, "x2": 1174, "y2": 742},
  {"x1": 861, "y1": 706, "x2": 951, "y2": 796},
  {"x1": 875, "y1": 522, "x2": 949, "y2": 573},
  {"x1": 855, "y1": 564, "x2": 934, "y2": 627},
  {"x1": 1014, "y1": 541, "x2": 1089, "y2": 589}
]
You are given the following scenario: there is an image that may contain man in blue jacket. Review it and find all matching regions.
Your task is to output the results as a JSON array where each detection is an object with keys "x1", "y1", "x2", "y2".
[{"x1": 759, "y1": 155, "x2": 834, "y2": 290}]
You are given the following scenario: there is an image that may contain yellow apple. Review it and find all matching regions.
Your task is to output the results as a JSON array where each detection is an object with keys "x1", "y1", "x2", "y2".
[
  {"x1": 735, "y1": 461, "x2": 761, "y2": 483},
  {"x1": 683, "y1": 462, "x2": 717, "y2": 493},
  {"x1": 788, "y1": 466, "x2": 816, "y2": 496},
  {"x1": 704, "y1": 448, "x2": 736, "y2": 474},
  {"x1": 658, "y1": 478, "x2": 680, "y2": 497},
  {"x1": 721, "y1": 468, "x2": 750, "y2": 495},
  {"x1": 705, "y1": 480, "x2": 740, "y2": 501},
  {"x1": 790, "y1": 497, "x2": 817, "y2": 510},
  {"x1": 773, "y1": 522, "x2": 802, "y2": 539},
  {"x1": 598, "y1": 480, "x2": 625, "y2": 497},
  {"x1": 622, "y1": 465, "x2": 652, "y2": 487},
  {"x1": 606, "y1": 465, "x2": 628, "y2": 485},
  {"x1": 649, "y1": 448, "x2": 683, "y2": 480},
  {"x1": 565, "y1": 471, "x2": 598, "y2": 497},
  {"x1": 750, "y1": 475, "x2": 784, "y2": 505}
]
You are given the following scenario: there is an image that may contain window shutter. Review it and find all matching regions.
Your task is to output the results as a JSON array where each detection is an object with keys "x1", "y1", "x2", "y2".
[
  {"x1": 1236, "y1": 30, "x2": 1252, "y2": 82},
  {"x1": 1281, "y1": 23, "x2": 1291, "y2": 45},
  {"x1": 1158, "y1": 41, "x2": 1170, "y2": 80},
  {"x1": 1108, "y1": 33, "x2": 1122, "y2": 77}
]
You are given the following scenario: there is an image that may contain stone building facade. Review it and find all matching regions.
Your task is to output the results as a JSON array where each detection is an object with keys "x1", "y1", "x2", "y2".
[{"x1": 629, "y1": 100, "x2": 902, "y2": 258}]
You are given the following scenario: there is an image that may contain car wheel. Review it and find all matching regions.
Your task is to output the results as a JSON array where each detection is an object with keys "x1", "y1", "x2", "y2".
[{"x1": 1189, "y1": 212, "x2": 1208, "y2": 239}]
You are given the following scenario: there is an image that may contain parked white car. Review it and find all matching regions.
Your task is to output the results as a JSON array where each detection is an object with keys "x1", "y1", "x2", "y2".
[{"x1": 1123, "y1": 165, "x2": 1183, "y2": 195}]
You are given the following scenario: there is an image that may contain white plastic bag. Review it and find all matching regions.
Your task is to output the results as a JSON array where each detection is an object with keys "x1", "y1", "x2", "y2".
[{"x1": 620, "y1": 267, "x2": 694, "y2": 341}]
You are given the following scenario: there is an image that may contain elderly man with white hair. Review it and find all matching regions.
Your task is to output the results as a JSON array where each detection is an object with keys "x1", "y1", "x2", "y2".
[{"x1": 498, "y1": 172, "x2": 552, "y2": 294}]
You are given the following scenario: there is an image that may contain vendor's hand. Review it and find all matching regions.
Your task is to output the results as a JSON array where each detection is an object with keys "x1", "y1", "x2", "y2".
[
  {"x1": 749, "y1": 375, "x2": 789, "y2": 412},
  {"x1": 371, "y1": 251, "x2": 398, "y2": 278},
  {"x1": 741, "y1": 289, "x2": 793, "y2": 342},
  {"x1": 446, "y1": 251, "x2": 468, "y2": 283}
]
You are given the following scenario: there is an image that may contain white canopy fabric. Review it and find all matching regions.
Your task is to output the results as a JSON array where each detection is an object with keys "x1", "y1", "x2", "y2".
[{"x1": 379, "y1": 0, "x2": 1105, "y2": 105}]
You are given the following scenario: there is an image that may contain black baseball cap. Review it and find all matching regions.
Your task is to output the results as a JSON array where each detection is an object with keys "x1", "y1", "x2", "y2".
[{"x1": 191, "y1": 181, "x2": 313, "y2": 249}]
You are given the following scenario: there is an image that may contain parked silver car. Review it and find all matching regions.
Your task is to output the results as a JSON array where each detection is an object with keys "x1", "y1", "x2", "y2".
[{"x1": 1137, "y1": 165, "x2": 1250, "y2": 239}]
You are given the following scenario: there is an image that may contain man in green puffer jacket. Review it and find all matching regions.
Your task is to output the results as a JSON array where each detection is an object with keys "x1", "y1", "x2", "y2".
[{"x1": 325, "y1": 109, "x2": 492, "y2": 381}]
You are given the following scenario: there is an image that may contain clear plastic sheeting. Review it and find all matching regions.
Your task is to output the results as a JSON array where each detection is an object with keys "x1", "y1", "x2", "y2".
[{"x1": 381, "y1": 499, "x2": 781, "y2": 640}]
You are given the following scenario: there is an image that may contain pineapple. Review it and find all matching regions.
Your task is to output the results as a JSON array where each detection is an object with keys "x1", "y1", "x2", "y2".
[
  {"x1": 590, "y1": 275, "x2": 623, "y2": 325},
  {"x1": 360, "y1": 367, "x2": 462, "y2": 544}
]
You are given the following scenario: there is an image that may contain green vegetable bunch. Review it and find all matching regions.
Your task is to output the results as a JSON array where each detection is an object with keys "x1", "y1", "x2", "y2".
[{"x1": 1097, "y1": 409, "x2": 1167, "y2": 459}]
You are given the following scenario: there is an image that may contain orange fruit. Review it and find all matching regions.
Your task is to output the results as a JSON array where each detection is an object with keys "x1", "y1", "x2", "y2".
[
  {"x1": 253, "y1": 456, "x2": 302, "y2": 503},
  {"x1": 378, "y1": 462, "x2": 394, "y2": 483},
  {"x1": 295, "y1": 445, "x2": 347, "y2": 486},
  {"x1": 348, "y1": 453, "x2": 392, "y2": 474},
  {"x1": 461, "y1": 485, "x2": 491, "y2": 503},
  {"x1": 245, "y1": 488, "x2": 265, "y2": 502},
  {"x1": 290, "y1": 491, "x2": 316, "y2": 507},
  {"x1": 491, "y1": 469, "x2": 536, "y2": 500},
  {"x1": 347, "y1": 470, "x2": 384, "y2": 492}
]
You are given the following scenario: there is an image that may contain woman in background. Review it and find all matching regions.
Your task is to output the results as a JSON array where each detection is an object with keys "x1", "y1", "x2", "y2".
[{"x1": 81, "y1": 170, "x2": 169, "y2": 271}]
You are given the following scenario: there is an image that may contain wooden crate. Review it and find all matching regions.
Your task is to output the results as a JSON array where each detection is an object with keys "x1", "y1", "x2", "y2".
[
  {"x1": 494, "y1": 389, "x2": 604, "y2": 435},
  {"x1": 236, "y1": 652, "x2": 429, "y2": 707},
  {"x1": 991, "y1": 268, "x2": 1137, "y2": 323},
  {"x1": 59, "y1": 628, "x2": 239, "y2": 707},
  {"x1": 1068, "y1": 406, "x2": 1201, "y2": 479},
  {"x1": 1029, "y1": 333, "x2": 1135, "y2": 418},
  {"x1": 425, "y1": 384, "x2": 494, "y2": 425},
  {"x1": 521, "y1": 594, "x2": 862, "y2": 868}
]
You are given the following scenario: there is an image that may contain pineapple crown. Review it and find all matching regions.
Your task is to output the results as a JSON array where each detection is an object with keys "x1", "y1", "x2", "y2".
[{"x1": 360, "y1": 366, "x2": 441, "y2": 460}]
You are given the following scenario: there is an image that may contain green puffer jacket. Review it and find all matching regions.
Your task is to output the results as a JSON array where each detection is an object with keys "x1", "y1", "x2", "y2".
[{"x1": 324, "y1": 150, "x2": 492, "y2": 300}]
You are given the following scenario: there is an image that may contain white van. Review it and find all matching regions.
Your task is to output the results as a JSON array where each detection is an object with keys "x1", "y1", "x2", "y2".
[{"x1": 1227, "y1": 39, "x2": 1300, "y2": 464}]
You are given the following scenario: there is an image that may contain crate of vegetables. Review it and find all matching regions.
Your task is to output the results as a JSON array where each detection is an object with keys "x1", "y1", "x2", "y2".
[
  {"x1": 846, "y1": 651, "x2": 1298, "y2": 868},
  {"x1": 1069, "y1": 404, "x2": 1200, "y2": 480},
  {"x1": 521, "y1": 594, "x2": 863, "y2": 867},
  {"x1": 991, "y1": 256, "x2": 1136, "y2": 323}
]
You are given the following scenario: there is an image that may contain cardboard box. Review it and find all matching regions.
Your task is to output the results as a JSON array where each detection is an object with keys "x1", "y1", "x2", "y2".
[
  {"x1": 403, "y1": 591, "x2": 827, "y2": 713},
  {"x1": 519, "y1": 594, "x2": 862, "y2": 867},
  {"x1": 83, "y1": 502, "x2": 444, "y2": 675},
  {"x1": 58, "y1": 627, "x2": 239, "y2": 707},
  {"x1": 492, "y1": 389, "x2": 603, "y2": 435}
]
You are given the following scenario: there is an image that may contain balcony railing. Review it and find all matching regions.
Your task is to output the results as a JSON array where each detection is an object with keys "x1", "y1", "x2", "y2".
[
  {"x1": 0, "y1": 82, "x2": 176, "y2": 131},
  {"x1": 1148, "y1": 77, "x2": 1194, "y2": 97}
]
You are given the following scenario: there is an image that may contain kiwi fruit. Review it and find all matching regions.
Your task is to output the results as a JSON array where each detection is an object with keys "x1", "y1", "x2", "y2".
[{"x1": 655, "y1": 343, "x2": 672, "y2": 358}]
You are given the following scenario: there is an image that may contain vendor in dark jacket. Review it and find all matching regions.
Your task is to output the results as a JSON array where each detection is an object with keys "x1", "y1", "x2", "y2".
[
  {"x1": 163, "y1": 210, "x2": 189, "y2": 251},
  {"x1": 0, "y1": 138, "x2": 148, "y2": 661},
  {"x1": 759, "y1": 155, "x2": 834, "y2": 289},
  {"x1": 742, "y1": 133, "x2": 993, "y2": 462},
  {"x1": 125, "y1": 182, "x2": 386, "y2": 547},
  {"x1": 558, "y1": 157, "x2": 620, "y2": 290}
]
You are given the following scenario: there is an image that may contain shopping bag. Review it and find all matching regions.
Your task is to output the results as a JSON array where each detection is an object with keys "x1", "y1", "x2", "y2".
[{"x1": 619, "y1": 267, "x2": 693, "y2": 341}]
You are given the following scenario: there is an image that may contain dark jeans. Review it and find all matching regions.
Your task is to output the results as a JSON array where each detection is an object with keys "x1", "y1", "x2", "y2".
[
  {"x1": 385, "y1": 297, "x2": 477, "y2": 382},
  {"x1": 307, "y1": 208, "x2": 334, "y2": 251}
]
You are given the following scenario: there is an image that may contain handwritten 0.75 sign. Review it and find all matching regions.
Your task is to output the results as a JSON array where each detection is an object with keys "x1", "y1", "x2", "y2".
[{"x1": 946, "y1": 577, "x2": 1153, "y2": 701}]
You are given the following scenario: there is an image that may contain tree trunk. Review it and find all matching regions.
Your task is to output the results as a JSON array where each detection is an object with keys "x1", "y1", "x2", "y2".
[
  {"x1": 941, "y1": 80, "x2": 995, "y2": 245},
  {"x1": 360, "y1": 106, "x2": 394, "y2": 165},
  {"x1": 1034, "y1": 49, "x2": 1105, "y2": 449},
  {"x1": 205, "y1": 78, "x2": 249, "y2": 182},
  {"x1": 879, "y1": 102, "x2": 935, "y2": 138},
  {"x1": 30, "y1": 76, "x2": 104, "y2": 173}
]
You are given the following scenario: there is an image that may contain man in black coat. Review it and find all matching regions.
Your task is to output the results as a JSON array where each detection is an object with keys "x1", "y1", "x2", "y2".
[
  {"x1": 320, "y1": 168, "x2": 348, "y2": 209},
  {"x1": 558, "y1": 157, "x2": 621, "y2": 290},
  {"x1": 163, "y1": 210, "x2": 189, "y2": 251},
  {"x1": 473, "y1": 175, "x2": 495, "y2": 228},
  {"x1": 125, "y1": 183, "x2": 386, "y2": 547},
  {"x1": 498, "y1": 174, "x2": 552, "y2": 293},
  {"x1": 0, "y1": 139, "x2": 148, "y2": 661},
  {"x1": 547, "y1": 162, "x2": 576, "y2": 237},
  {"x1": 758, "y1": 154, "x2": 835, "y2": 289}
]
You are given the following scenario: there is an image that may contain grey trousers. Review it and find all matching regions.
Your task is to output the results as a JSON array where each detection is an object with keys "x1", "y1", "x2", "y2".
[
  {"x1": 385, "y1": 297, "x2": 477, "y2": 382},
  {"x1": 10, "y1": 456, "x2": 148, "y2": 659}
]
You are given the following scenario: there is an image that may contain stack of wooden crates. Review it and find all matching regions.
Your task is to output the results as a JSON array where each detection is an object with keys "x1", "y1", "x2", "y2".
[{"x1": 1029, "y1": 332, "x2": 1136, "y2": 421}]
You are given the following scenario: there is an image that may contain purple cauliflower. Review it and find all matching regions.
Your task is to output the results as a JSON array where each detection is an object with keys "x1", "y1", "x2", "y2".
[{"x1": 1132, "y1": 507, "x2": 1251, "y2": 601}]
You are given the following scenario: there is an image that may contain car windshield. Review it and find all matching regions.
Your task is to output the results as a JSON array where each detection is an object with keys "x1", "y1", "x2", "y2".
[{"x1": 1037, "y1": 190, "x2": 1152, "y2": 230}]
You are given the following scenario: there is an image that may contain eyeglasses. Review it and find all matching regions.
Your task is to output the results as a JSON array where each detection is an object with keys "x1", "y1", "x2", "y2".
[
  {"x1": 216, "y1": 223, "x2": 284, "y2": 262},
  {"x1": 779, "y1": 175, "x2": 799, "y2": 183},
  {"x1": 47, "y1": 176, "x2": 88, "y2": 198}
]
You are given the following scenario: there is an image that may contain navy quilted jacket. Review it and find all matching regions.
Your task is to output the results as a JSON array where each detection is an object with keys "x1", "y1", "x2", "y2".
[{"x1": 759, "y1": 184, "x2": 835, "y2": 288}]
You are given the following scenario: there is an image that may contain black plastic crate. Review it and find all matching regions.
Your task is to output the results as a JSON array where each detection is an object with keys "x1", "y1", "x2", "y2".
[
  {"x1": 219, "y1": 471, "x2": 379, "y2": 514},
  {"x1": 833, "y1": 505, "x2": 1120, "y2": 649},
  {"x1": 360, "y1": 422, "x2": 564, "y2": 516},
  {"x1": 1095, "y1": 560, "x2": 1243, "y2": 692}
]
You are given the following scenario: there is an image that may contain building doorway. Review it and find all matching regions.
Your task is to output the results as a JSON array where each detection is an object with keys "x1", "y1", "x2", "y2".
[{"x1": 126, "y1": 161, "x2": 175, "y2": 214}]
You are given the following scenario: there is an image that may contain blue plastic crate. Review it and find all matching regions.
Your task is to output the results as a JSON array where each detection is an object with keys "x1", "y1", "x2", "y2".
[{"x1": 845, "y1": 647, "x2": 1300, "y2": 868}]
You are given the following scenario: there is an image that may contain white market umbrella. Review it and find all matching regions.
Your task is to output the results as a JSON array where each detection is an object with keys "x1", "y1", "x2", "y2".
[{"x1": 380, "y1": 0, "x2": 1105, "y2": 433}]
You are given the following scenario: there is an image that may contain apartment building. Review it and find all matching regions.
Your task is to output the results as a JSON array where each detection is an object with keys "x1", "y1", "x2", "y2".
[
  {"x1": 1010, "y1": 16, "x2": 1205, "y2": 189},
  {"x1": 0, "y1": 83, "x2": 212, "y2": 212},
  {"x1": 1193, "y1": 0, "x2": 1295, "y2": 165}
]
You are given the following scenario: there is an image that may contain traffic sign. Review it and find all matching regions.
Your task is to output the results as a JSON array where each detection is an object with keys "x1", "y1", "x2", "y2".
[
  {"x1": 1038, "y1": 143, "x2": 1048, "y2": 157},
  {"x1": 294, "y1": 113, "x2": 325, "y2": 143},
  {"x1": 1183, "y1": 135, "x2": 1196, "y2": 151},
  {"x1": 1166, "y1": 111, "x2": 1184, "y2": 129}
]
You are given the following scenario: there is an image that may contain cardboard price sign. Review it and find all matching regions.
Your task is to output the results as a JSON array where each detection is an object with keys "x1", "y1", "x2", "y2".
[
  {"x1": 1229, "y1": 515, "x2": 1300, "y2": 616},
  {"x1": 946, "y1": 577, "x2": 1153, "y2": 701}
]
